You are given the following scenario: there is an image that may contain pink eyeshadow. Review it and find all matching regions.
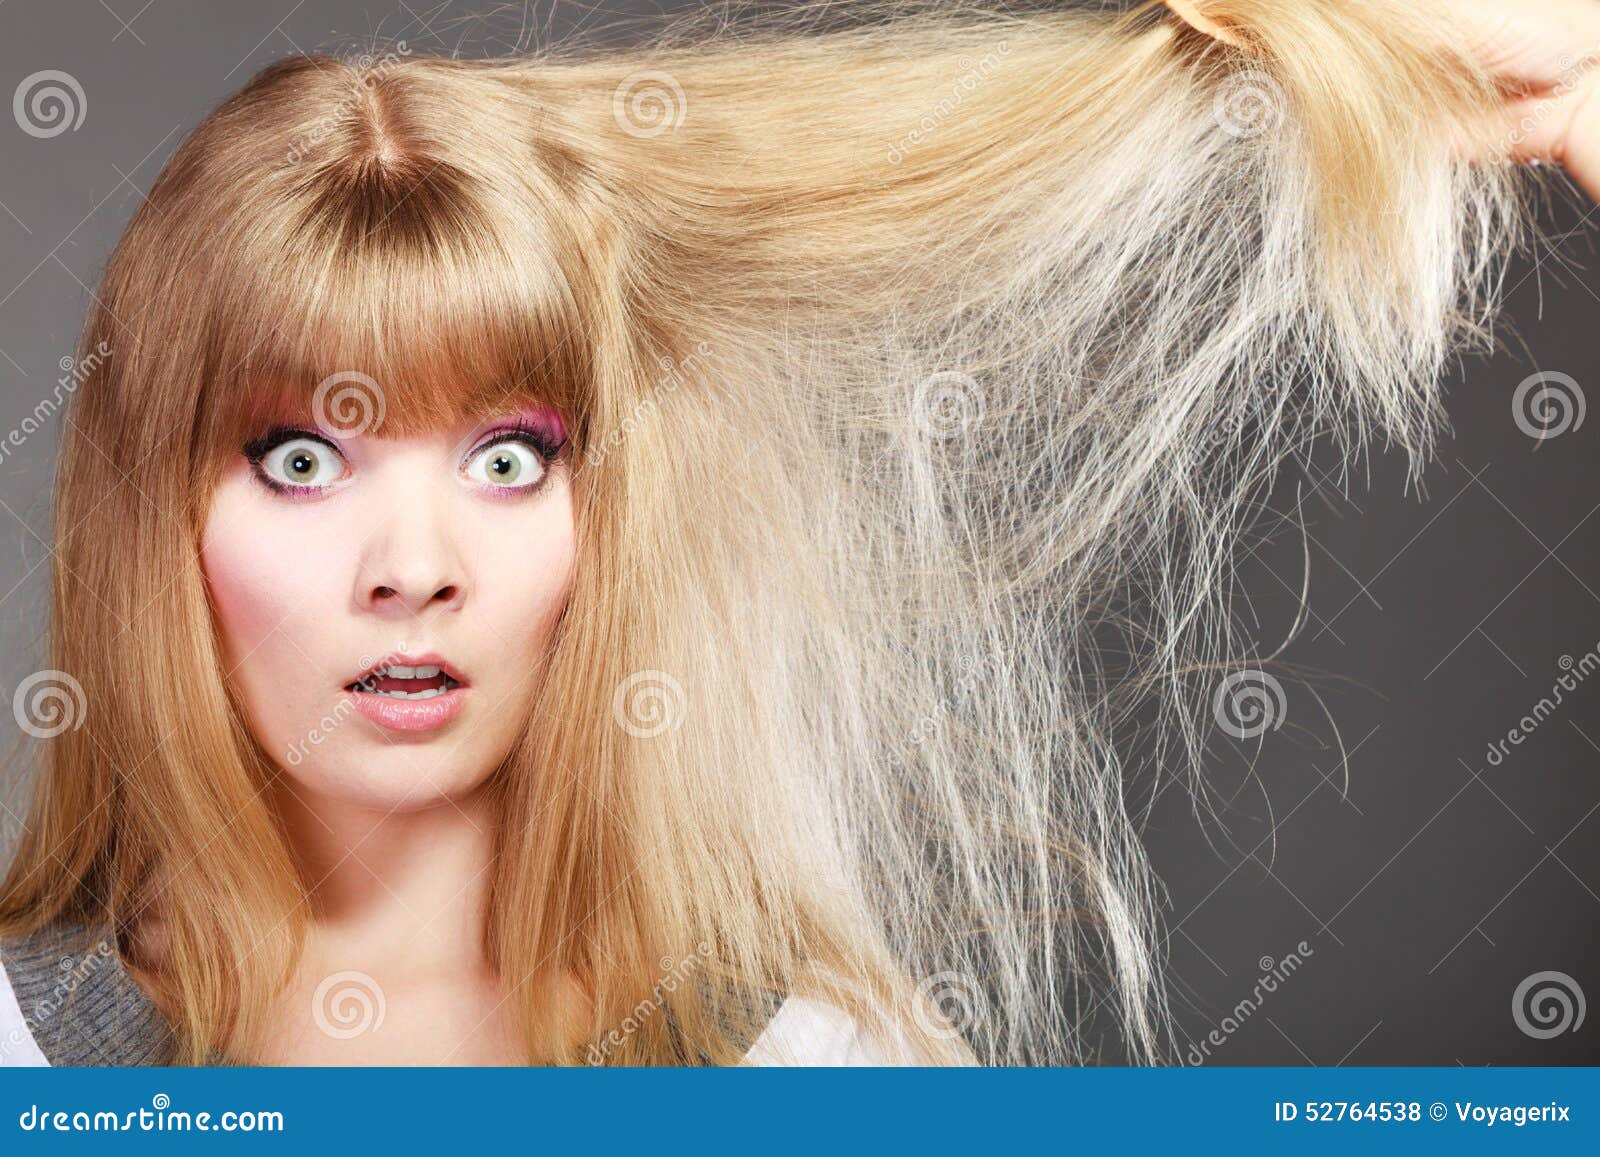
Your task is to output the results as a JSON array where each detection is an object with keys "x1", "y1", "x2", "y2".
[{"x1": 517, "y1": 405, "x2": 566, "y2": 445}]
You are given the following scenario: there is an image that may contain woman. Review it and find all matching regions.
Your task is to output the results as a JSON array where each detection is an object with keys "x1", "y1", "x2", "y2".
[{"x1": 0, "y1": 0, "x2": 1594, "y2": 1067}]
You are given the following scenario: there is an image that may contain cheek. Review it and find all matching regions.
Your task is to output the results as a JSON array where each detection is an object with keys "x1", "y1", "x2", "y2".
[
  {"x1": 474, "y1": 489, "x2": 577, "y2": 648},
  {"x1": 199, "y1": 474, "x2": 345, "y2": 673},
  {"x1": 203, "y1": 545, "x2": 297, "y2": 659}
]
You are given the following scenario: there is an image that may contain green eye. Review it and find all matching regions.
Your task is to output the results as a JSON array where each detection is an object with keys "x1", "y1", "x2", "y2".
[
  {"x1": 260, "y1": 437, "x2": 345, "y2": 488},
  {"x1": 464, "y1": 437, "x2": 546, "y2": 489}
]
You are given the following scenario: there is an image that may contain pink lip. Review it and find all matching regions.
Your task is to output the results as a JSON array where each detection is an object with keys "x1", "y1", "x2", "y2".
[
  {"x1": 348, "y1": 684, "x2": 469, "y2": 733},
  {"x1": 343, "y1": 650, "x2": 471, "y2": 733}
]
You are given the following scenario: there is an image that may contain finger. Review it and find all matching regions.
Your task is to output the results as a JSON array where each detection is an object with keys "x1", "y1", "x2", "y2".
[
  {"x1": 1161, "y1": 0, "x2": 1246, "y2": 50},
  {"x1": 1451, "y1": 0, "x2": 1600, "y2": 90},
  {"x1": 1463, "y1": 72, "x2": 1600, "y2": 202}
]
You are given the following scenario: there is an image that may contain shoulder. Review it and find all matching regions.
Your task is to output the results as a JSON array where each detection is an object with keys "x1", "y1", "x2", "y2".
[
  {"x1": 0, "y1": 917, "x2": 172, "y2": 1067},
  {"x1": 741, "y1": 994, "x2": 932, "y2": 1066}
]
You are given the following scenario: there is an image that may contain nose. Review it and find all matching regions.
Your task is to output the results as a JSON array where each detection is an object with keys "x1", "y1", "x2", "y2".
[
  {"x1": 357, "y1": 484, "x2": 469, "y2": 619},
  {"x1": 366, "y1": 573, "x2": 463, "y2": 615}
]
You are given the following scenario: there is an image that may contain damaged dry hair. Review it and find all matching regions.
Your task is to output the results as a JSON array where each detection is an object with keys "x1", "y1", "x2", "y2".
[{"x1": 0, "y1": 0, "x2": 1539, "y2": 1064}]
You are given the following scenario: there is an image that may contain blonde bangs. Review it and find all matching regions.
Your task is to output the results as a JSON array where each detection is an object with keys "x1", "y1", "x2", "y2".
[{"x1": 188, "y1": 110, "x2": 594, "y2": 461}]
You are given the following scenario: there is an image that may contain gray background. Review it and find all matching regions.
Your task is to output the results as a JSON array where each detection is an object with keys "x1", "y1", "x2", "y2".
[{"x1": 0, "y1": 0, "x2": 1594, "y2": 1065}]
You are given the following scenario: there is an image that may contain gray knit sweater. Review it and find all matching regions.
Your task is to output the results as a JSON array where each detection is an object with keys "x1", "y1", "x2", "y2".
[{"x1": 0, "y1": 919, "x2": 183, "y2": 1065}]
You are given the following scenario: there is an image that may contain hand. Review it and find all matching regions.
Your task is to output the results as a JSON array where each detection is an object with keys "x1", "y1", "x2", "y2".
[
  {"x1": 1169, "y1": 0, "x2": 1600, "y2": 201},
  {"x1": 1434, "y1": 0, "x2": 1600, "y2": 199}
]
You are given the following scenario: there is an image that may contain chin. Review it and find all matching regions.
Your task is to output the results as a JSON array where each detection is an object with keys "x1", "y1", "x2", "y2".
[{"x1": 277, "y1": 751, "x2": 498, "y2": 813}]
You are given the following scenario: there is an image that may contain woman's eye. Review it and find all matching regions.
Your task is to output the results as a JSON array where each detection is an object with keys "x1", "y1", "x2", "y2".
[
  {"x1": 463, "y1": 436, "x2": 547, "y2": 490},
  {"x1": 256, "y1": 436, "x2": 347, "y2": 490}
]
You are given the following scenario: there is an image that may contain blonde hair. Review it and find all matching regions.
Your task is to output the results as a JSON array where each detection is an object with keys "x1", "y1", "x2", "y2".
[{"x1": 0, "y1": 0, "x2": 1535, "y2": 1064}]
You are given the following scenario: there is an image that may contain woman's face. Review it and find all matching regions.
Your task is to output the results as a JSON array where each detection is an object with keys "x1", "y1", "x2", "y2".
[{"x1": 200, "y1": 403, "x2": 576, "y2": 812}]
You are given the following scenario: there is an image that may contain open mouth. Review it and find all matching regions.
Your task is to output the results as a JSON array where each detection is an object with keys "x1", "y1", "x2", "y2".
[{"x1": 345, "y1": 662, "x2": 467, "y2": 700}]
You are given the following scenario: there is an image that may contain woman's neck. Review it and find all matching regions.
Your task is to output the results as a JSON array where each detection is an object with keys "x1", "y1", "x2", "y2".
[
  {"x1": 122, "y1": 777, "x2": 592, "y2": 1063},
  {"x1": 252, "y1": 777, "x2": 534, "y2": 1064},
  {"x1": 272, "y1": 778, "x2": 500, "y2": 973}
]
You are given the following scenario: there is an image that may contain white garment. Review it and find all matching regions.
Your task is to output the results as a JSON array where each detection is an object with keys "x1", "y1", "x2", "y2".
[
  {"x1": 0, "y1": 958, "x2": 901, "y2": 1067},
  {"x1": 0, "y1": 958, "x2": 50, "y2": 1066},
  {"x1": 739, "y1": 994, "x2": 914, "y2": 1065}
]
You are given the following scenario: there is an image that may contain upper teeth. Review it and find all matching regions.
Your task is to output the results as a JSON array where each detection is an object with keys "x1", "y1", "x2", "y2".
[{"x1": 374, "y1": 664, "x2": 441, "y2": 679}]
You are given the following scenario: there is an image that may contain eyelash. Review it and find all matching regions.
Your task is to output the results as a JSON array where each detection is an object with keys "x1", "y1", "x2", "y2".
[{"x1": 242, "y1": 418, "x2": 567, "y2": 501}]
